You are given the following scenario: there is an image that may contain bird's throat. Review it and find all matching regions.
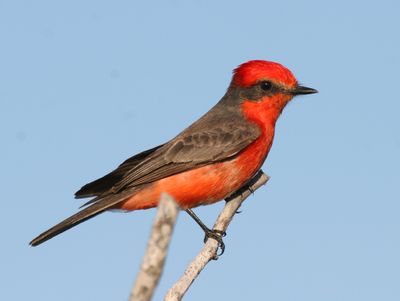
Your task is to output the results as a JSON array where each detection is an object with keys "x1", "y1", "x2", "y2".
[{"x1": 241, "y1": 95, "x2": 291, "y2": 131}]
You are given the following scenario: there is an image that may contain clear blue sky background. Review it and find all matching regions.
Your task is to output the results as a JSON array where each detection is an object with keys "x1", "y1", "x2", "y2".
[{"x1": 1, "y1": 0, "x2": 399, "y2": 300}]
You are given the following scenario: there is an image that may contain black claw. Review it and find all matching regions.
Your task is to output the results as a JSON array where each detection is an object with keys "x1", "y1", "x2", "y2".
[{"x1": 218, "y1": 242, "x2": 225, "y2": 257}]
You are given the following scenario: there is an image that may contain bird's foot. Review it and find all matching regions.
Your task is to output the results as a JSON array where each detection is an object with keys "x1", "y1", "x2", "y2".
[{"x1": 203, "y1": 229, "x2": 227, "y2": 257}]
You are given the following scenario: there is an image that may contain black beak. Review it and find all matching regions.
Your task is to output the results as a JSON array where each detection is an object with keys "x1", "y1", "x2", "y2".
[{"x1": 291, "y1": 85, "x2": 318, "y2": 95}]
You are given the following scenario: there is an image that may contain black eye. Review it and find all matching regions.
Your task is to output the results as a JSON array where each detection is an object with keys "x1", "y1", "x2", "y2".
[{"x1": 260, "y1": 81, "x2": 273, "y2": 91}]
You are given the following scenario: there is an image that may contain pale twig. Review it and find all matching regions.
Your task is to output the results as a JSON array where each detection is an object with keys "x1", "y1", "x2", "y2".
[
  {"x1": 130, "y1": 193, "x2": 179, "y2": 301},
  {"x1": 164, "y1": 170, "x2": 270, "y2": 301}
]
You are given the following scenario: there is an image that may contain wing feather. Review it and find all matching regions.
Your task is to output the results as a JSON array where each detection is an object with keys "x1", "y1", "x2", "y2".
[{"x1": 111, "y1": 121, "x2": 260, "y2": 192}]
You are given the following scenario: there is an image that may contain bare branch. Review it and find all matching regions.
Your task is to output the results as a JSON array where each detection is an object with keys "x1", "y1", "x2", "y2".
[
  {"x1": 130, "y1": 193, "x2": 179, "y2": 301},
  {"x1": 164, "y1": 170, "x2": 270, "y2": 301}
]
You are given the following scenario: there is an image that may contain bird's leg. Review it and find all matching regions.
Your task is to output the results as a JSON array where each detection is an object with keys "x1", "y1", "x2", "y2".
[{"x1": 185, "y1": 209, "x2": 226, "y2": 256}]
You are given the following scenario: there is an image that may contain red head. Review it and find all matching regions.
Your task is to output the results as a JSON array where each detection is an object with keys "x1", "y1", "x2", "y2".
[
  {"x1": 229, "y1": 60, "x2": 317, "y2": 101},
  {"x1": 229, "y1": 60, "x2": 317, "y2": 128},
  {"x1": 233, "y1": 60, "x2": 297, "y2": 88}
]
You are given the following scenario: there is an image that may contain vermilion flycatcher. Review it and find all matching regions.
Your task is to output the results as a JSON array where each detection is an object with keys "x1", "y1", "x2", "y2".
[{"x1": 30, "y1": 60, "x2": 317, "y2": 249}]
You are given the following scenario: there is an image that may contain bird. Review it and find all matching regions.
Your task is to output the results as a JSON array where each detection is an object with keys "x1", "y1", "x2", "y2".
[{"x1": 30, "y1": 60, "x2": 317, "y2": 250}]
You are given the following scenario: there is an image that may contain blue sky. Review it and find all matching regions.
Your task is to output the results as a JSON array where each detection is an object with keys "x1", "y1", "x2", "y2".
[{"x1": 1, "y1": 0, "x2": 399, "y2": 300}]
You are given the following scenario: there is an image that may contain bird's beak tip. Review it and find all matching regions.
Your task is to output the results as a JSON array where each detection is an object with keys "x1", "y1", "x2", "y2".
[{"x1": 292, "y1": 85, "x2": 318, "y2": 95}]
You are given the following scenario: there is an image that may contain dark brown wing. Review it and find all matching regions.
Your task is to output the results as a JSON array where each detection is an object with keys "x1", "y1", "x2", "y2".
[
  {"x1": 75, "y1": 144, "x2": 164, "y2": 198},
  {"x1": 110, "y1": 119, "x2": 260, "y2": 192},
  {"x1": 75, "y1": 85, "x2": 263, "y2": 199}
]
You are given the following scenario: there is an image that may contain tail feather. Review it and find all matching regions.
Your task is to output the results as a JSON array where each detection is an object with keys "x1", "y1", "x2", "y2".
[{"x1": 30, "y1": 191, "x2": 133, "y2": 246}]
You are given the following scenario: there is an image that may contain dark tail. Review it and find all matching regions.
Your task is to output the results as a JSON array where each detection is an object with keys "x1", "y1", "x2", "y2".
[{"x1": 30, "y1": 194, "x2": 129, "y2": 247}]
